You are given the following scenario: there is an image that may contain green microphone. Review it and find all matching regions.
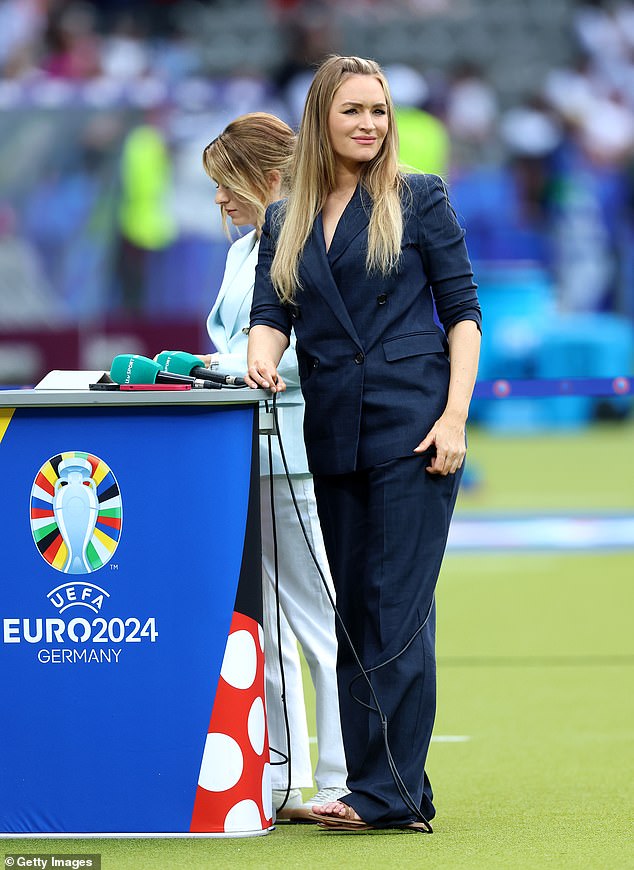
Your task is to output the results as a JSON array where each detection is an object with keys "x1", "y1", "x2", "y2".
[
  {"x1": 110, "y1": 354, "x2": 214, "y2": 388},
  {"x1": 157, "y1": 351, "x2": 247, "y2": 387}
]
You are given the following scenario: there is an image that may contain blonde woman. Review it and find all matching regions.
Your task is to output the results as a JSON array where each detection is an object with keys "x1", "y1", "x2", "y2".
[
  {"x1": 247, "y1": 58, "x2": 481, "y2": 832},
  {"x1": 201, "y1": 113, "x2": 347, "y2": 821}
]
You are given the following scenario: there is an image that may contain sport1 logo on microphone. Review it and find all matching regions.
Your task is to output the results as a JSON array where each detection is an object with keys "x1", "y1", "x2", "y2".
[{"x1": 30, "y1": 451, "x2": 122, "y2": 574}]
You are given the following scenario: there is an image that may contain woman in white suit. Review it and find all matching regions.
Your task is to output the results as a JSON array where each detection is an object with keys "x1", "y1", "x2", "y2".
[{"x1": 201, "y1": 113, "x2": 347, "y2": 820}]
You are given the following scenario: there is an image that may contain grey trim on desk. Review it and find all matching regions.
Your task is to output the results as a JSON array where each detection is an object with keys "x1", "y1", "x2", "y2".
[{"x1": 0, "y1": 389, "x2": 269, "y2": 408}]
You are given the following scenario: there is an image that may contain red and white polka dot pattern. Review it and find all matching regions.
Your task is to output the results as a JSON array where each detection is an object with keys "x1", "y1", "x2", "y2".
[{"x1": 190, "y1": 611, "x2": 273, "y2": 834}]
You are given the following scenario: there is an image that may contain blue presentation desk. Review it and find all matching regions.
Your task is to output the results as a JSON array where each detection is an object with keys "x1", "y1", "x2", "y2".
[{"x1": 0, "y1": 387, "x2": 274, "y2": 837}]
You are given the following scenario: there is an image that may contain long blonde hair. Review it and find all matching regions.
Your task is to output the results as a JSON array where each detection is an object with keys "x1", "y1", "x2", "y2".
[
  {"x1": 202, "y1": 112, "x2": 295, "y2": 236},
  {"x1": 271, "y1": 55, "x2": 404, "y2": 303}
]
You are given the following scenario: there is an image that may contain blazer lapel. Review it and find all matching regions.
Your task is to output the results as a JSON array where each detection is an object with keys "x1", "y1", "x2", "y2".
[
  {"x1": 326, "y1": 184, "x2": 371, "y2": 267},
  {"x1": 300, "y1": 216, "x2": 363, "y2": 347},
  {"x1": 209, "y1": 233, "x2": 258, "y2": 347}
]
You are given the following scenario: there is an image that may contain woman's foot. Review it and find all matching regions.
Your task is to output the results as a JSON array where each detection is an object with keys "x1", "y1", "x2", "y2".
[
  {"x1": 309, "y1": 800, "x2": 371, "y2": 829},
  {"x1": 311, "y1": 800, "x2": 433, "y2": 833},
  {"x1": 273, "y1": 788, "x2": 314, "y2": 823},
  {"x1": 311, "y1": 800, "x2": 360, "y2": 820},
  {"x1": 301, "y1": 785, "x2": 348, "y2": 810}
]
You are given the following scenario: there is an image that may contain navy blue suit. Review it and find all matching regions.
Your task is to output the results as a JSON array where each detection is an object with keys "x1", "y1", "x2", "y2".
[{"x1": 251, "y1": 173, "x2": 481, "y2": 827}]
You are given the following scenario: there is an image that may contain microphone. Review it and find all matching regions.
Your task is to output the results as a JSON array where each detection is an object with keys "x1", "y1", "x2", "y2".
[
  {"x1": 156, "y1": 351, "x2": 247, "y2": 387},
  {"x1": 110, "y1": 354, "x2": 221, "y2": 389}
]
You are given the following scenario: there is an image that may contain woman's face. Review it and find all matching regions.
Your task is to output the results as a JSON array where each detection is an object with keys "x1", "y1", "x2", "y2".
[
  {"x1": 327, "y1": 74, "x2": 389, "y2": 172},
  {"x1": 214, "y1": 184, "x2": 258, "y2": 228}
]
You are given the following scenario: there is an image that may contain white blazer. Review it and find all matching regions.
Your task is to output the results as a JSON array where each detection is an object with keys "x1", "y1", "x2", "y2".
[{"x1": 206, "y1": 230, "x2": 309, "y2": 477}]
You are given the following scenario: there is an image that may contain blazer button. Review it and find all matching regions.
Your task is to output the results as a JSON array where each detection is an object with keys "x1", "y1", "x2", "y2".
[
  {"x1": 377, "y1": 293, "x2": 388, "y2": 305},
  {"x1": 312, "y1": 358, "x2": 320, "y2": 368},
  {"x1": 354, "y1": 352, "x2": 365, "y2": 364}
]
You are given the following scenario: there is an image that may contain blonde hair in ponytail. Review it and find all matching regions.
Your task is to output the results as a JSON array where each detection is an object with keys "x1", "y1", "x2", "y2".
[{"x1": 271, "y1": 55, "x2": 405, "y2": 303}]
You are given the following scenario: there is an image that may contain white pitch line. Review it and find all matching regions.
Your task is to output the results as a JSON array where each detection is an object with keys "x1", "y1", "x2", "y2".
[
  {"x1": 432, "y1": 735, "x2": 471, "y2": 742},
  {"x1": 448, "y1": 516, "x2": 634, "y2": 551}
]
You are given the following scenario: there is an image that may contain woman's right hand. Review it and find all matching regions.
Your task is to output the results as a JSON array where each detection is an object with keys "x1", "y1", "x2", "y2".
[
  {"x1": 245, "y1": 359, "x2": 286, "y2": 393},
  {"x1": 246, "y1": 324, "x2": 289, "y2": 392}
]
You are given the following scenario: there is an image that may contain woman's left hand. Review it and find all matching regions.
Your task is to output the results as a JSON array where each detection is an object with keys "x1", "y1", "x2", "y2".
[{"x1": 413, "y1": 412, "x2": 466, "y2": 476}]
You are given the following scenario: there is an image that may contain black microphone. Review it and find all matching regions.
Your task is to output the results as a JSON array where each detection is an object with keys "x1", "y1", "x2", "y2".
[
  {"x1": 196, "y1": 369, "x2": 248, "y2": 388},
  {"x1": 156, "y1": 351, "x2": 248, "y2": 387}
]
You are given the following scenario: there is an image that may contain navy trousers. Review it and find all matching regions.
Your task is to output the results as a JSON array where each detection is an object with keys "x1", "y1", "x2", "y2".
[{"x1": 313, "y1": 452, "x2": 462, "y2": 827}]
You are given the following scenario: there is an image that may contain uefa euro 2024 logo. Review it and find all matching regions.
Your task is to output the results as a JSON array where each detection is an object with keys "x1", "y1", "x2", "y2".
[{"x1": 30, "y1": 451, "x2": 122, "y2": 574}]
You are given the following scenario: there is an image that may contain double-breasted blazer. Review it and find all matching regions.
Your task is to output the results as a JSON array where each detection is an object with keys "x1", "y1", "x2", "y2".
[
  {"x1": 250, "y1": 173, "x2": 482, "y2": 476},
  {"x1": 206, "y1": 229, "x2": 310, "y2": 476}
]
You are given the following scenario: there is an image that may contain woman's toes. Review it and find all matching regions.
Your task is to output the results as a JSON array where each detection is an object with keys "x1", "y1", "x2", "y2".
[{"x1": 311, "y1": 800, "x2": 362, "y2": 821}]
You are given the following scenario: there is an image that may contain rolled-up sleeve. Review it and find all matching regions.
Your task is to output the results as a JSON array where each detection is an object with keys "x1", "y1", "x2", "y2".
[
  {"x1": 415, "y1": 174, "x2": 482, "y2": 334},
  {"x1": 250, "y1": 204, "x2": 293, "y2": 339}
]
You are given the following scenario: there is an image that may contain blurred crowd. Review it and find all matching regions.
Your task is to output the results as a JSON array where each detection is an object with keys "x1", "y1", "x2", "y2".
[{"x1": 0, "y1": 0, "x2": 633, "y2": 337}]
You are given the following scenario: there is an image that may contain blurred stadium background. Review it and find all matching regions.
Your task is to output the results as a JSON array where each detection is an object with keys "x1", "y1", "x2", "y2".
[
  {"x1": 1, "y1": 1, "x2": 633, "y2": 866},
  {"x1": 0, "y1": 0, "x2": 632, "y2": 406}
]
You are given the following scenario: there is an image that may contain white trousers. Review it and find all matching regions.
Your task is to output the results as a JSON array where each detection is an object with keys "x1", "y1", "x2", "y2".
[{"x1": 260, "y1": 474, "x2": 347, "y2": 790}]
